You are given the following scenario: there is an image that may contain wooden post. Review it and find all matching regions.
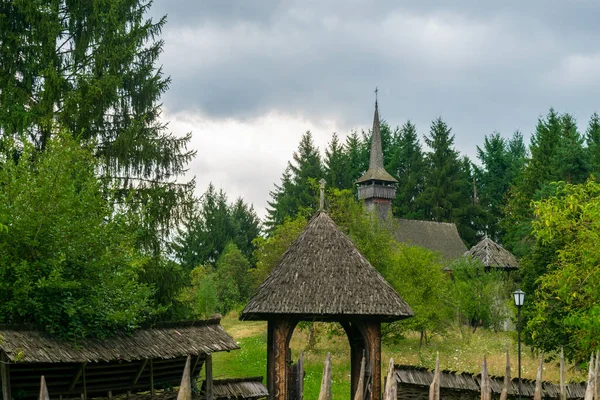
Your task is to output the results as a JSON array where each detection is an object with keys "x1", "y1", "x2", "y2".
[
  {"x1": 534, "y1": 353, "x2": 544, "y2": 400},
  {"x1": 296, "y1": 352, "x2": 304, "y2": 400},
  {"x1": 500, "y1": 350, "x2": 510, "y2": 400},
  {"x1": 108, "y1": 391, "x2": 112, "y2": 400},
  {"x1": 1, "y1": 353, "x2": 11, "y2": 400},
  {"x1": 429, "y1": 353, "x2": 440, "y2": 400},
  {"x1": 595, "y1": 350, "x2": 600, "y2": 400},
  {"x1": 481, "y1": 356, "x2": 491, "y2": 400},
  {"x1": 205, "y1": 354, "x2": 213, "y2": 400},
  {"x1": 560, "y1": 348, "x2": 566, "y2": 400},
  {"x1": 177, "y1": 355, "x2": 192, "y2": 400},
  {"x1": 132, "y1": 359, "x2": 149, "y2": 387},
  {"x1": 69, "y1": 362, "x2": 87, "y2": 392},
  {"x1": 82, "y1": 363, "x2": 87, "y2": 400},
  {"x1": 150, "y1": 359, "x2": 155, "y2": 396},
  {"x1": 384, "y1": 358, "x2": 396, "y2": 400},
  {"x1": 39, "y1": 376, "x2": 50, "y2": 400},
  {"x1": 585, "y1": 353, "x2": 595, "y2": 400},
  {"x1": 353, "y1": 355, "x2": 366, "y2": 400},
  {"x1": 318, "y1": 353, "x2": 332, "y2": 400}
]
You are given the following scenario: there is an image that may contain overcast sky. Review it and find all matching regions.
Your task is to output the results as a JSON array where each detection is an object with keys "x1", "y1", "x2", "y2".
[{"x1": 150, "y1": 0, "x2": 600, "y2": 219}]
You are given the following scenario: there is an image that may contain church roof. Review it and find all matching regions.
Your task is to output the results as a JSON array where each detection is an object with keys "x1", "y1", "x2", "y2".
[
  {"x1": 240, "y1": 211, "x2": 413, "y2": 321},
  {"x1": 464, "y1": 236, "x2": 519, "y2": 270},
  {"x1": 355, "y1": 101, "x2": 398, "y2": 184},
  {"x1": 393, "y1": 219, "x2": 468, "y2": 262}
]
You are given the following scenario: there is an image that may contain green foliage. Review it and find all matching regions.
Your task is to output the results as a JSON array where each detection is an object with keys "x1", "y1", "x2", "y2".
[
  {"x1": 526, "y1": 179, "x2": 600, "y2": 362},
  {"x1": 251, "y1": 216, "x2": 308, "y2": 287},
  {"x1": 0, "y1": 134, "x2": 153, "y2": 339},
  {"x1": 324, "y1": 133, "x2": 352, "y2": 190},
  {"x1": 450, "y1": 258, "x2": 511, "y2": 332},
  {"x1": 178, "y1": 265, "x2": 218, "y2": 318},
  {"x1": 214, "y1": 244, "x2": 253, "y2": 315},
  {"x1": 586, "y1": 113, "x2": 600, "y2": 175}
]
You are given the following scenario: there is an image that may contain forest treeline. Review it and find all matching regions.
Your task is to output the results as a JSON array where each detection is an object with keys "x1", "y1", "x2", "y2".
[{"x1": 1, "y1": 0, "x2": 599, "y2": 364}]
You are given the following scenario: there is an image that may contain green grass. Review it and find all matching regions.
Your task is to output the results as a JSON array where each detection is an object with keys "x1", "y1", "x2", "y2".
[{"x1": 210, "y1": 314, "x2": 585, "y2": 397}]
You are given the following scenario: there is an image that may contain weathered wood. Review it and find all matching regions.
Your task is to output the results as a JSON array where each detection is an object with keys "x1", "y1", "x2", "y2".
[
  {"x1": 131, "y1": 359, "x2": 148, "y2": 387},
  {"x1": 150, "y1": 359, "x2": 155, "y2": 396},
  {"x1": 534, "y1": 353, "x2": 544, "y2": 400},
  {"x1": 69, "y1": 362, "x2": 87, "y2": 392},
  {"x1": 363, "y1": 322, "x2": 381, "y2": 400},
  {"x1": 177, "y1": 355, "x2": 192, "y2": 400},
  {"x1": 481, "y1": 356, "x2": 491, "y2": 400},
  {"x1": 560, "y1": 347, "x2": 566, "y2": 400},
  {"x1": 108, "y1": 390, "x2": 112, "y2": 399},
  {"x1": 353, "y1": 355, "x2": 366, "y2": 400},
  {"x1": 205, "y1": 353, "x2": 213, "y2": 400},
  {"x1": 39, "y1": 376, "x2": 49, "y2": 400},
  {"x1": 585, "y1": 353, "x2": 596, "y2": 400},
  {"x1": 318, "y1": 353, "x2": 332, "y2": 400},
  {"x1": 1, "y1": 353, "x2": 11, "y2": 400},
  {"x1": 594, "y1": 350, "x2": 600, "y2": 400},
  {"x1": 82, "y1": 362, "x2": 87, "y2": 400},
  {"x1": 429, "y1": 353, "x2": 440, "y2": 400},
  {"x1": 295, "y1": 352, "x2": 304, "y2": 400},
  {"x1": 499, "y1": 350, "x2": 510, "y2": 400},
  {"x1": 384, "y1": 358, "x2": 396, "y2": 400},
  {"x1": 267, "y1": 319, "x2": 297, "y2": 400}
]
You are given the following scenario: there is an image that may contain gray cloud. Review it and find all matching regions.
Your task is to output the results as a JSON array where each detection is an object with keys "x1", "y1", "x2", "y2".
[{"x1": 151, "y1": 0, "x2": 600, "y2": 213}]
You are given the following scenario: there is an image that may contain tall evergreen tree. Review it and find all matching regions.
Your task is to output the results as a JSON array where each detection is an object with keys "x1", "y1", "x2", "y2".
[
  {"x1": 551, "y1": 114, "x2": 589, "y2": 184},
  {"x1": 324, "y1": 133, "x2": 351, "y2": 189},
  {"x1": 266, "y1": 131, "x2": 323, "y2": 230},
  {"x1": 586, "y1": 113, "x2": 600, "y2": 175},
  {"x1": 389, "y1": 120, "x2": 426, "y2": 219},
  {"x1": 230, "y1": 198, "x2": 261, "y2": 262},
  {"x1": 344, "y1": 131, "x2": 369, "y2": 184},
  {"x1": 0, "y1": 0, "x2": 195, "y2": 252}
]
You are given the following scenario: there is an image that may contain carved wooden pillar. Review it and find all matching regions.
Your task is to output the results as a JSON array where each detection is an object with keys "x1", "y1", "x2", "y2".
[
  {"x1": 267, "y1": 319, "x2": 297, "y2": 400},
  {"x1": 363, "y1": 321, "x2": 381, "y2": 400},
  {"x1": 341, "y1": 322, "x2": 366, "y2": 400}
]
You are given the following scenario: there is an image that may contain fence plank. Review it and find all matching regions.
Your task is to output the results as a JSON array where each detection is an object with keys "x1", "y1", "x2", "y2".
[{"x1": 317, "y1": 353, "x2": 332, "y2": 400}]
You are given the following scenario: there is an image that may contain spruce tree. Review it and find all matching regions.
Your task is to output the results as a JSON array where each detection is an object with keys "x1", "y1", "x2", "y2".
[
  {"x1": 324, "y1": 133, "x2": 351, "y2": 189},
  {"x1": 266, "y1": 132, "x2": 323, "y2": 230},
  {"x1": 0, "y1": 0, "x2": 195, "y2": 251},
  {"x1": 586, "y1": 113, "x2": 600, "y2": 175},
  {"x1": 389, "y1": 120, "x2": 426, "y2": 219},
  {"x1": 344, "y1": 131, "x2": 369, "y2": 184},
  {"x1": 551, "y1": 114, "x2": 589, "y2": 184}
]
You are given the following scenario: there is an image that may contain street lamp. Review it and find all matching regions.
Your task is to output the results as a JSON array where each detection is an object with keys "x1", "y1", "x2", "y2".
[{"x1": 513, "y1": 288, "x2": 525, "y2": 400}]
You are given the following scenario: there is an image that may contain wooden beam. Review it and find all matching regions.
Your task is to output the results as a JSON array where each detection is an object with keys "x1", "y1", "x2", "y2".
[
  {"x1": 131, "y1": 359, "x2": 149, "y2": 387},
  {"x1": 150, "y1": 359, "x2": 154, "y2": 396},
  {"x1": 1, "y1": 353, "x2": 11, "y2": 400},
  {"x1": 82, "y1": 363, "x2": 87, "y2": 400},
  {"x1": 205, "y1": 353, "x2": 213, "y2": 400},
  {"x1": 69, "y1": 362, "x2": 87, "y2": 392}
]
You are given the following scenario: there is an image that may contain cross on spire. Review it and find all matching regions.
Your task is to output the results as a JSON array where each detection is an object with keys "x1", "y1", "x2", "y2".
[{"x1": 374, "y1": 86, "x2": 378, "y2": 103}]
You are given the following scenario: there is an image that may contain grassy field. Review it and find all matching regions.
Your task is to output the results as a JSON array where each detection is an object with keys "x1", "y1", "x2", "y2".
[{"x1": 210, "y1": 313, "x2": 585, "y2": 399}]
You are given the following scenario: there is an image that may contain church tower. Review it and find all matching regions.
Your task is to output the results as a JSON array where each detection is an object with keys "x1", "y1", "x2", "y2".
[{"x1": 355, "y1": 99, "x2": 398, "y2": 218}]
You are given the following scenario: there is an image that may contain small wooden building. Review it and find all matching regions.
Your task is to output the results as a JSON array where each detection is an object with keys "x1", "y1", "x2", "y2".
[
  {"x1": 241, "y1": 211, "x2": 413, "y2": 400},
  {"x1": 0, "y1": 319, "x2": 240, "y2": 400},
  {"x1": 464, "y1": 237, "x2": 519, "y2": 271}
]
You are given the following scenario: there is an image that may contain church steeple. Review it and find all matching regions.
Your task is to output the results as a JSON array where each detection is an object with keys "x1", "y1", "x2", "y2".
[{"x1": 355, "y1": 96, "x2": 397, "y2": 218}]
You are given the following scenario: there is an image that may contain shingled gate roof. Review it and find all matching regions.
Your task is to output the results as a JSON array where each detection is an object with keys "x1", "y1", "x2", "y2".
[
  {"x1": 355, "y1": 101, "x2": 398, "y2": 185},
  {"x1": 240, "y1": 211, "x2": 413, "y2": 321},
  {"x1": 0, "y1": 319, "x2": 239, "y2": 363},
  {"x1": 393, "y1": 219, "x2": 468, "y2": 262},
  {"x1": 464, "y1": 237, "x2": 519, "y2": 270}
]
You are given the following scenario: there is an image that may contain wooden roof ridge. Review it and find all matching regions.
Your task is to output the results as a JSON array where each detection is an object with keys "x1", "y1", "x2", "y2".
[
  {"x1": 0, "y1": 319, "x2": 239, "y2": 363},
  {"x1": 464, "y1": 236, "x2": 519, "y2": 270},
  {"x1": 355, "y1": 100, "x2": 398, "y2": 184},
  {"x1": 393, "y1": 218, "x2": 468, "y2": 262},
  {"x1": 240, "y1": 210, "x2": 413, "y2": 321}
]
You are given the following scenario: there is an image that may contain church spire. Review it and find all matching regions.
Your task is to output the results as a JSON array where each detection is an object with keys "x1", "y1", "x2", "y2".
[{"x1": 369, "y1": 98, "x2": 385, "y2": 170}]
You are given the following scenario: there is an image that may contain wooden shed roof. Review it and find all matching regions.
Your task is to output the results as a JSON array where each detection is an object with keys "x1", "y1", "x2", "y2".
[
  {"x1": 0, "y1": 319, "x2": 239, "y2": 363},
  {"x1": 393, "y1": 219, "x2": 468, "y2": 262},
  {"x1": 395, "y1": 365, "x2": 586, "y2": 399},
  {"x1": 240, "y1": 211, "x2": 413, "y2": 321},
  {"x1": 465, "y1": 237, "x2": 519, "y2": 270}
]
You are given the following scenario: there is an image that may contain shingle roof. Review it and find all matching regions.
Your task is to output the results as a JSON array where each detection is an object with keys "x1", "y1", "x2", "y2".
[
  {"x1": 0, "y1": 320, "x2": 239, "y2": 363},
  {"x1": 393, "y1": 219, "x2": 468, "y2": 262},
  {"x1": 355, "y1": 101, "x2": 398, "y2": 185},
  {"x1": 464, "y1": 237, "x2": 519, "y2": 270},
  {"x1": 240, "y1": 211, "x2": 413, "y2": 321}
]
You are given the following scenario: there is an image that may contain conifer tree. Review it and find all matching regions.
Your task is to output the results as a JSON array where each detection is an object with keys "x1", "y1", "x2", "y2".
[
  {"x1": 551, "y1": 114, "x2": 589, "y2": 184},
  {"x1": 266, "y1": 132, "x2": 323, "y2": 230},
  {"x1": 389, "y1": 120, "x2": 426, "y2": 218},
  {"x1": 344, "y1": 131, "x2": 369, "y2": 184},
  {"x1": 324, "y1": 133, "x2": 351, "y2": 189},
  {"x1": 586, "y1": 113, "x2": 600, "y2": 174}
]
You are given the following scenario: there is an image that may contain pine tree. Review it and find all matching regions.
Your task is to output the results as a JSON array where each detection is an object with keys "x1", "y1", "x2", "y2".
[
  {"x1": 586, "y1": 113, "x2": 600, "y2": 175},
  {"x1": 230, "y1": 198, "x2": 261, "y2": 263},
  {"x1": 344, "y1": 131, "x2": 369, "y2": 184},
  {"x1": 324, "y1": 133, "x2": 351, "y2": 189},
  {"x1": 389, "y1": 120, "x2": 426, "y2": 219},
  {"x1": 551, "y1": 114, "x2": 589, "y2": 184}
]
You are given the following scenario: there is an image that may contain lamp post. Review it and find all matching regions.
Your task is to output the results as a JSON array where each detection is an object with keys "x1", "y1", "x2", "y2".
[{"x1": 513, "y1": 288, "x2": 525, "y2": 400}]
